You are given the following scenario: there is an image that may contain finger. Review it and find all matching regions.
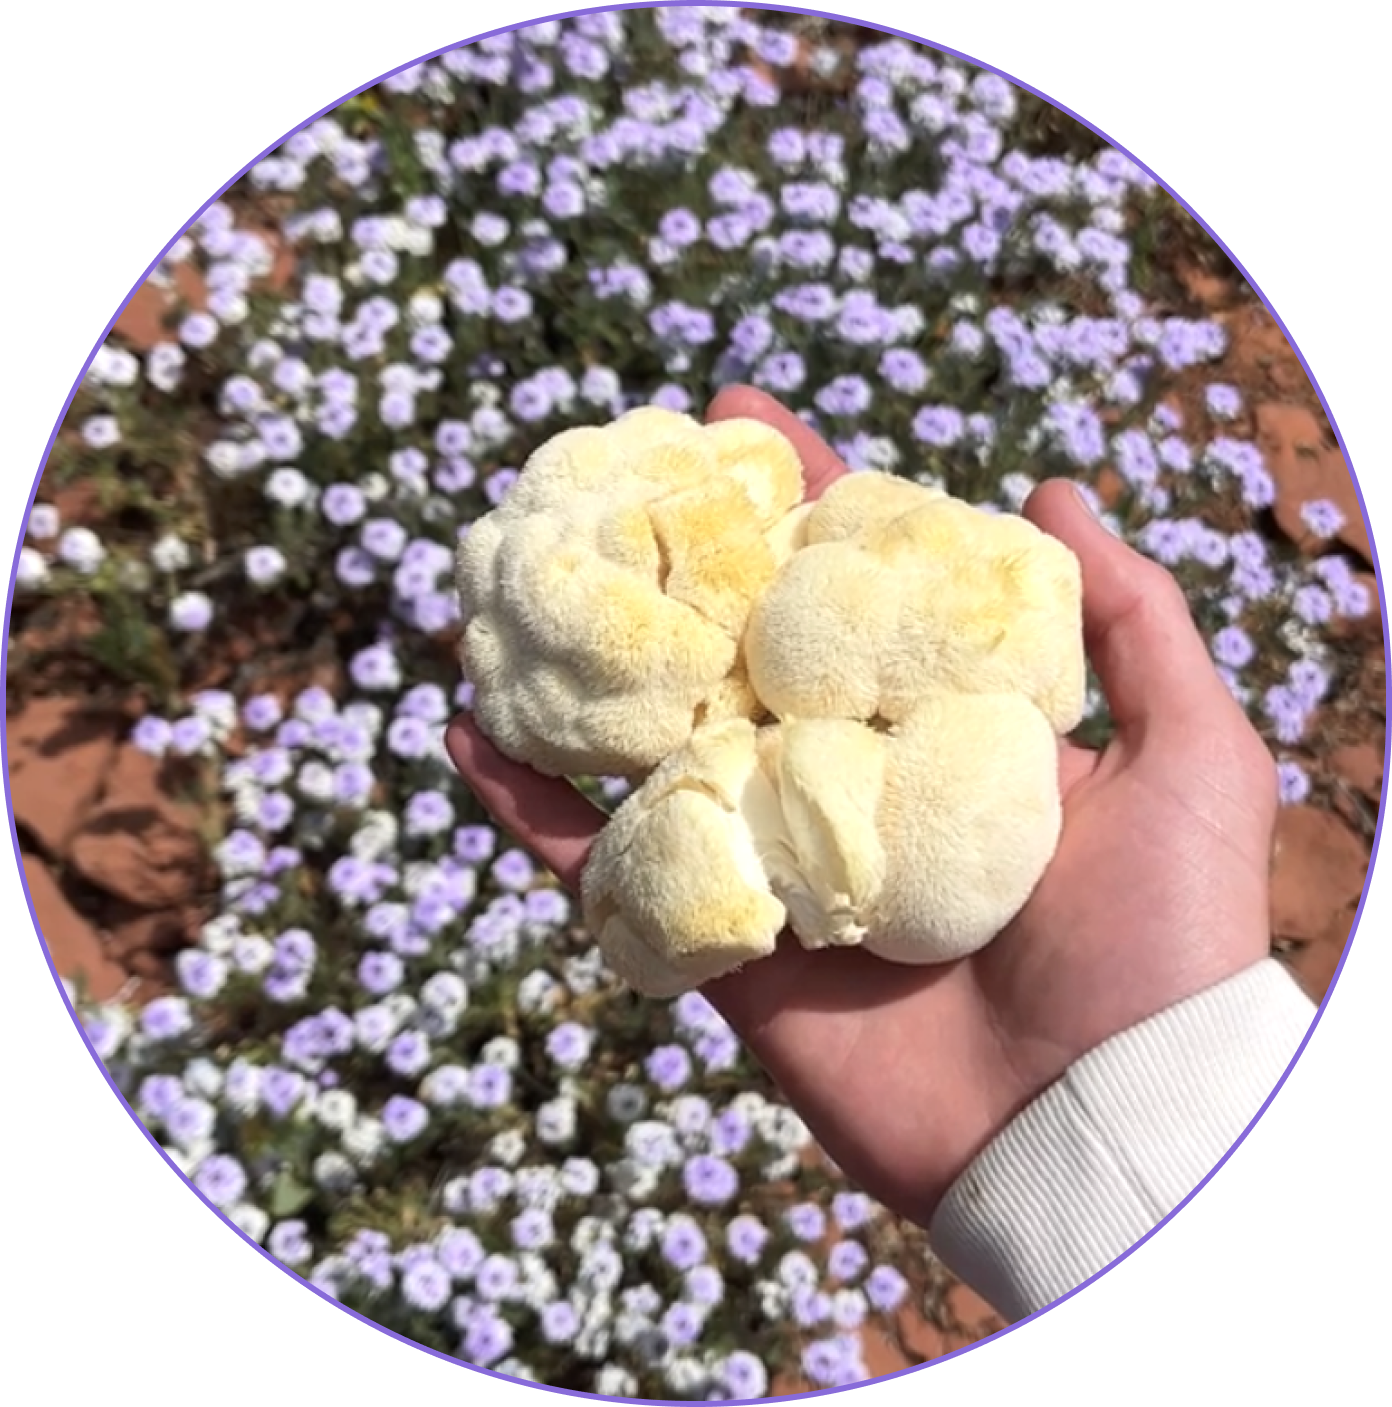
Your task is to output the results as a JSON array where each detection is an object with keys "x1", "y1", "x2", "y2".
[
  {"x1": 443, "y1": 714, "x2": 604, "y2": 893},
  {"x1": 1023, "y1": 479, "x2": 1236, "y2": 744},
  {"x1": 705, "y1": 385, "x2": 849, "y2": 501}
]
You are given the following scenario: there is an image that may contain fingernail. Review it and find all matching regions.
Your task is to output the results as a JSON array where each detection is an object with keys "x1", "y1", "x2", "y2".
[{"x1": 1070, "y1": 482, "x2": 1100, "y2": 518}]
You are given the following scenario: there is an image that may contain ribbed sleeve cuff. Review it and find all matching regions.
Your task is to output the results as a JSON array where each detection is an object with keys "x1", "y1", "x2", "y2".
[{"x1": 928, "y1": 959, "x2": 1316, "y2": 1323}]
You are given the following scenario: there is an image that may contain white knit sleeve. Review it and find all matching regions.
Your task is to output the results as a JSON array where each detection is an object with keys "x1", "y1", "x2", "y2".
[{"x1": 927, "y1": 959, "x2": 1316, "y2": 1323}]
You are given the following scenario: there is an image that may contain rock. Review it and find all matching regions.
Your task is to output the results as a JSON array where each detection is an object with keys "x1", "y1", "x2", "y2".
[
  {"x1": 1269, "y1": 806, "x2": 1369, "y2": 943},
  {"x1": 67, "y1": 743, "x2": 206, "y2": 909},
  {"x1": 1095, "y1": 465, "x2": 1125, "y2": 509},
  {"x1": 1329, "y1": 741, "x2": 1383, "y2": 801},
  {"x1": 107, "y1": 909, "x2": 194, "y2": 960},
  {"x1": 1255, "y1": 403, "x2": 1371, "y2": 565},
  {"x1": 1284, "y1": 898, "x2": 1362, "y2": 1004},
  {"x1": 7, "y1": 697, "x2": 120, "y2": 857},
  {"x1": 101, "y1": 741, "x2": 185, "y2": 808},
  {"x1": 126, "y1": 950, "x2": 170, "y2": 981},
  {"x1": 114, "y1": 227, "x2": 294, "y2": 351},
  {"x1": 21, "y1": 853, "x2": 125, "y2": 1002},
  {"x1": 68, "y1": 806, "x2": 204, "y2": 909}
]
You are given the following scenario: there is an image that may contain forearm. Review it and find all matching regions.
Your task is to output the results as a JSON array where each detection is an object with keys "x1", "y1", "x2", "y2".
[{"x1": 928, "y1": 959, "x2": 1317, "y2": 1322}]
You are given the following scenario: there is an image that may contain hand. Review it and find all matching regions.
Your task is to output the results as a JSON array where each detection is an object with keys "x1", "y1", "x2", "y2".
[{"x1": 445, "y1": 386, "x2": 1279, "y2": 1226}]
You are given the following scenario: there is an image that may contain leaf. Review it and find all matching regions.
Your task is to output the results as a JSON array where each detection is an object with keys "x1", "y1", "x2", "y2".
[{"x1": 268, "y1": 1171, "x2": 316, "y2": 1219}]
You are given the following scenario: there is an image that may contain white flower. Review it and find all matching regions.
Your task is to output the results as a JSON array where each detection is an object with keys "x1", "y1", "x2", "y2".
[
  {"x1": 419, "y1": 1064, "x2": 470, "y2": 1108},
  {"x1": 400, "y1": 223, "x2": 433, "y2": 257},
  {"x1": 560, "y1": 1157, "x2": 600, "y2": 1198},
  {"x1": 150, "y1": 533, "x2": 192, "y2": 572},
  {"x1": 665, "y1": 1357, "x2": 709, "y2": 1395},
  {"x1": 488, "y1": 1128, "x2": 528, "y2": 1168},
  {"x1": 515, "y1": 969, "x2": 561, "y2": 1015},
  {"x1": 222, "y1": 1059, "x2": 262, "y2": 1116},
  {"x1": 146, "y1": 342, "x2": 186, "y2": 392},
  {"x1": 622, "y1": 1208, "x2": 665, "y2": 1253},
  {"x1": 480, "y1": 1035, "x2": 521, "y2": 1070},
  {"x1": 227, "y1": 1202, "x2": 270, "y2": 1244},
  {"x1": 244, "y1": 545, "x2": 288, "y2": 586},
  {"x1": 421, "y1": 971, "x2": 468, "y2": 1016},
  {"x1": 348, "y1": 811, "x2": 399, "y2": 864},
  {"x1": 342, "y1": 1115, "x2": 387, "y2": 1167},
  {"x1": 163, "y1": 1146, "x2": 200, "y2": 1176},
  {"x1": 594, "y1": 1367, "x2": 638, "y2": 1398},
  {"x1": 26, "y1": 502, "x2": 61, "y2": 540},
  {"x1": 359, "y1": 471, "x2": 390, "y2": 503},
  {"x1": 196, "y1": 914, "x2": 241, "y2": 955},
  {"x1": 168, "y1": 590, "x2": 214, "y2": 632},
  {"x1": 16, "y1": 548, "x2": 49, "y2": 590},
  {"x1": 314, "y1": 1090, "x2": 358, "y2": 1133},
  {"x1": 859, "y1": 435, "x2": 900, "y2": 472},
  {"x1": 228, "y1": 782, "x2": 262, "y2": 826},
  {"x1": 265, "y1": 467, "x2": 312, "y2": 507},
  {"x1": 606, "y1": 1159, "x2": 659, "y2": 1201},
  {"x1": 535, "y1": 1096, "x2": 578, "y2": 1146},
  {"x1": 754, "y1": 1278, "x2": 790, "y2": 1321},
  {"x1": 81, "y1": 414, "x2": 121, "y2": 449},
  {"x1": 184, "y1": 1058, "x2": 225, "y2": 1097},
  {"x1": 998, "y1": 471, "x2": 1037, "y2": 511},
  {"x1": 56, "y1": 526, "x2": 106, "y2": 574},
  {"x1": 382, "y1": 992, "x2": 418, "y2": 1027},
  {"x1": 762, "y1": 1153, "x2": 799, "y2": 1180},
  {"x1": 606, "y1": 1082, "x2": 648, "y2": 1123},
  {"x1": 756, "y1": 1104, "x2": 811, "y2": 1153},
  {"x1": 204, "y1": 440, "x2": 245, "y2": 477},
  {"x1": 296, "y1": 761, "x2": 335, "y2": 804},
  {"x1": 405, "y1": 291, "x2": 441, "y2": 326},
  {"x1": 312, "y1": 1151, "x2": 358, "y2": 1193},
  {"x1": 88, "y1": 343, "x2": 141, "y2": 387},
  {"x1": 85, "y1": 1005, "x2": 132, "y2": 1061}
]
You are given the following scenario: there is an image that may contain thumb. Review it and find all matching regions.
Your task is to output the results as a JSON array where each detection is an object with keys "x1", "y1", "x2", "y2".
[{"x1": 1023, "y1": 479, "x2": 1234, "y2": 746}]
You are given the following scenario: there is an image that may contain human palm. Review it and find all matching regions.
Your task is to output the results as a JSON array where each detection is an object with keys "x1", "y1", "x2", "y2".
[{"x1": 445, "y1": 386, "x2": 1278, "y2": 1226}]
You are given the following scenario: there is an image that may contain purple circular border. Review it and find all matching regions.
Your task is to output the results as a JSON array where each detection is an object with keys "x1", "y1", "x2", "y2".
[{"x1": 4, "y1": 2, "x2": 1386, "y2": 1401}]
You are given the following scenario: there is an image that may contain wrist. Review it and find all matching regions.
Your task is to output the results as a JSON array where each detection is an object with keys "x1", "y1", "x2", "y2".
[{"x1": 928, "y1": 958, "x2": 1316, "y2": 1321}]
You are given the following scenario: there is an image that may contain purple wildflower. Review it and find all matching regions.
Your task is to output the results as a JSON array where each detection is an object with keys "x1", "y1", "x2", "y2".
[
  {"x1": 261, "y1": 1067, "x2": 307, "y2": 1119},
  {"x1": 357, "y1": 951, "x2": 404, "y2": 996},
  {"x1": 540, "y1": 1300, "x2": 580, "y2": 1344},
  {"x1": 381, "y1": 1095, "x2": 430, "y2": 1143},
  {"x1": 193, "y1": 1155, "x2": 247, "y2": 1208},
  {"x1": 828, "y1": 1240, "x2": 870, "y2": 1282},
  {"x1": 1293, "y1": 585, "x2": 1334, "y2": 625},
  {"x1": 879, "y1": 347, "x2": 929, "y2": 394},
  {"x1": 1277, "y1": 760, "x2": 1310, "y2": 806},
  {"x1": 1300, "y1": 499, "x2": 1346, "y2": 538},
  {"x1": 438, "y1": 1227, "x2": 485, "y2": 1279},
  {"x1": 913, "y1": 406, "x2": 965, "y2": 448},
  {"x1": 785, "y1": 1202, "x2": 827, "y2": 1242},
  {"x1": 865, "y1": 1264, "x2": 909, "y2": 1312},
  {"x1": 645, "y1": 1044, "x2": 692, "y2": 1092},
  {"x1": 815, "y1": 375, "x2": 873, "y2": 418},
  {"x1": 462, "y1": 1309, "x2": 514, "y2": 1367},
  {"x1": 661, "y1": 1216, "x2": 708, "y2": 1272},
  {"x1": 401, "y1": 1257, "x2": 451, "y2": 1311},
  {"x1": 1263, "y1": 685, "x2": 1308, "y2": 745},
  {"x1": 468, "y1": 1063, "x2": 512, "y2": 1110},
  {"x1": 1211, "y1": 625, "x2": 1256, "y2": 670},
  {"x1": 545, "y1": 1022, "x2": 594, "y2": 1070},
  {"x1": 755, "y1": 351, "x2": 806, "y2": 393},
  {"x1": 386, "y1": 1031, "x2": 431, "y2": 1079}
]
